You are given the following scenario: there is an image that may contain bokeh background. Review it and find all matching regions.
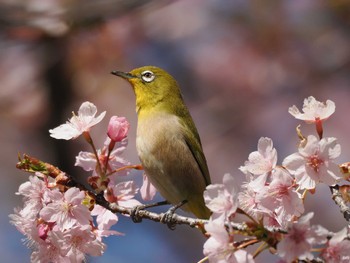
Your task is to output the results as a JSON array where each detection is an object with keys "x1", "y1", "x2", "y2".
[{"x1": 1, "y1": 0, "x2": 350, "y2": 262}]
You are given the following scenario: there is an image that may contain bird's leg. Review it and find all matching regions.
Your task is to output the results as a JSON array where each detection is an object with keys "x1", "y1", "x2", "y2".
[
  {"x1": 131, "y1": 200, "x2": 169, "y2": 223},
  {"x1": 160, "y1": 200, "x2": 188, "y2": 230}
]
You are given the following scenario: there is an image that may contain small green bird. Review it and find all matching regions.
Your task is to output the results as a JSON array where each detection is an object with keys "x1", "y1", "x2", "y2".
[{"x1": 111, "y1": 66, "x2": 211, "y2": 219}]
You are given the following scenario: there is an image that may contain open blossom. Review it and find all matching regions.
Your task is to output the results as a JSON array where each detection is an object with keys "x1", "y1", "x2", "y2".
[
  {"x1": 321, "y1": 227, "x2": 350, "y2": 263},
  {"x1": 40, "y1": 187, "x2": 92, "y2": 230},
  {"x1": 239, "y1": 137, "x2": 277, "y2": 177},
  {"x1": 15, "y1": 174, "x2": 50, "y2": 219},
  {"x1": 203, "y1": 217, "x2": 254, "y2": 263},
  {"x1": 49, "y1": 225, "x2": 106, "y2": 262},
  {"x1": 107, "y1": 116, "x2": 130, "y2": 142},
  {"x1": 283, "y1": 135, "x2": 341, "y2": 189},
  {"x1": 91, "y1": 205, "x2": 122, "y2": 238},
  {"x1": 288, "y1": 96, "x2": 335, "y2": 123},
  {"x1": 49, "y1": 101, "x2": 106, "y2": 140},
  {"x1": 10, "y1": 177, "x2": 112, "y2": 262},
  {"x1": 258, "y1": 168, "x2": 304, "y2": 227},
  {"x1": 75, "y1": 137, "x2": 129, "y2": 177},
  {"x1": 105, "y1": 181, "x2": 141, "y2": 208},
  {"x1": 277, "y1": 212, "x2": 328, "y2": 262},
  {"x1": 237, "y1": 184, "x2": 261, "y2": 220},
  {"x1": 204, "y1": 173, "x2": 238, "y2": 218}
]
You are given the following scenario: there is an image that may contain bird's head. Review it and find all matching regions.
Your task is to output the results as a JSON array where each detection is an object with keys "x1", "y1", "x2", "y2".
[{"x1": 112, "y1": 66, "x2": 183, "y2": 114}]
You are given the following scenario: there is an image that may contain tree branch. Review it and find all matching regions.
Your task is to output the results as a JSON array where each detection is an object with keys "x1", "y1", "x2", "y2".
[
  {"x1": 329, "y1": 185, "x2": 350, "y2": 222},
  {"x1": 15, "y1": 154, "x2": 292, "y2": 235}
]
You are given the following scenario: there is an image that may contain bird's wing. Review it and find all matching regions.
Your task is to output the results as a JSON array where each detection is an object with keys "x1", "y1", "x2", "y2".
[{"x1": 179, "y1": 117, "x2": 211, "y2": 186}]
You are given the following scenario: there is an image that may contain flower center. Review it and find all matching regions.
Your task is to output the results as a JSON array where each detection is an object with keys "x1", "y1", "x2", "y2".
[{"x1": 307, "y1": 155, "x2": 324, "y2": 172}]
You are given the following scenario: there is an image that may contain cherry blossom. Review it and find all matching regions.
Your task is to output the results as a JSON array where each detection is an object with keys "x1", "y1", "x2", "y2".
[
  {"x1": 90, "y1": 205, "x2": 122, "y2": 238},
  {"x1": 258, "y1": 167, "x2": 304, "y2": 227},
  {"x1": 10, "y1": 179, "x2": 110, "y2": 262},
  {"x1": 277, "y1": 213, "x2": 327, "y2": 262},
  {"x1": 105, "y1": 181, "x2": 141, "y2": 208},
  {"x1": 321, "y1": 227, "x2": 350, "y2": 263},
  {"x1": 75, "y1": 137, "x2": 129, "y2": 177},
  {"x1": 107, "y1": 116, "x2": 130, "y2": 142},
  {"x1": 237, "y1": 179, "x2": 267, "y2": 220},
  {"x1": 15, "y1": 174, "x2": 50, "y2": 219},
  {"x1": 49, "y1": 101, "x2": 106, "y2": 140},
  {"x1": 50, "y1": 225, "x2": 106, "y2": 261},
  {"x1": 140, "y1": 173, "x2": 157, "y2": 201},
  {"x1": 204, "y1": 173, "x2": 238, "y2": 218},
  {"x1": 40, "y1": 187, "x2": 92, "y2": 230},
  {"x1": 203, "y1": 217, "x2": 254, "y2": 263},
  {"x1": 283, "y1": 135, "x2": 341, "y2": 189},
  {"x1": 239, "y1": 137, "x2": 277, "y2": 177},
  {"x1": 288, "y1": 96, "x2": 335, "y2": 123}
]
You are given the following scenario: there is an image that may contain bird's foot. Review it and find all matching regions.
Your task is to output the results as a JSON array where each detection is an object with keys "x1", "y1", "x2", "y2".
[
  {"x1": 130, "y1": 200, "x2": 169, "y2": 223},
  {"x1": 160, "y1": 200, "x2": 188, "y2": 230},
  {"x1": 130, "y1": 205, "x2": 145, "y2": 223}
]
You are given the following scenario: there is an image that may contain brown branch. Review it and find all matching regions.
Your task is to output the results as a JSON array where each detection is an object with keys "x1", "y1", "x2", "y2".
[
  {"x1": 15, "y1": 154, "x2": 291, "y2": 236},
  {"x1": 16, "y1": 154, "x2": 208, "y2": 229}
]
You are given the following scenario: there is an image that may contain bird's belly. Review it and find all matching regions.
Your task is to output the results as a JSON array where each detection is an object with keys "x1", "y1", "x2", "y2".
[{"x1": 136, "y1": 115, "x2": 206, "y2": 208}]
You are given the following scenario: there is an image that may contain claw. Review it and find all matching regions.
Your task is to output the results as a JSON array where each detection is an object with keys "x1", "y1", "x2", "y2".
[
  {"x1": 160, "y1": 200, "x2": 188, "y2": 230},
  {"x1": 131, "y1": 205, "x2": 144, "y2": 223},
  {"x1": 130, "y1": 200, "x2": 169, "y2": 223},
  {"x1": 160, "y1": 208, "x2": 177, "y2": 230}
]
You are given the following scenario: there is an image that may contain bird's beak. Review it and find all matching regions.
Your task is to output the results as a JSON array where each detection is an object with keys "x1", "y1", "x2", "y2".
[{"x1": 111, "y1": 71, "x2": 136, "y2": 80}]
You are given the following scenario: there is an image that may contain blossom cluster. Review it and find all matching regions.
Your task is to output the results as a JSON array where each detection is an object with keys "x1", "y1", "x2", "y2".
[
  {"x1": 10, "y1": 102, "x2": 152, "y2": 262},
  {"x1": 10, "y1": 97, "x2": 350, "y2": 263},
  {"x1": 202, "y1": 96, "x2": 350, "y2": 262}
]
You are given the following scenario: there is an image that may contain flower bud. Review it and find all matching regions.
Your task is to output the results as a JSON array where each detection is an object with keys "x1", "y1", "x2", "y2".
[{"x1": 107, "y1": 116, "x2": 130, "y2": 142}]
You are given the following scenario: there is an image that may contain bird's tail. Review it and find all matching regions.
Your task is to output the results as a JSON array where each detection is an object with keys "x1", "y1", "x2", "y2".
[{"x1": 187, "y1": 194, "x2": 211, "y2": 219}]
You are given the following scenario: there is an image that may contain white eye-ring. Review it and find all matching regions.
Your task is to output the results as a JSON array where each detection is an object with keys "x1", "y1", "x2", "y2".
[{"x1": 141, "y1": 70, "x2": 155, "y2": 83}]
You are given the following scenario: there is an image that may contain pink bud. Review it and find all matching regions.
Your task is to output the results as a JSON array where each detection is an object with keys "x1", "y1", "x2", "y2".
[{"x1": 107, "y1": 116, "x2": 130, "y2": 142}]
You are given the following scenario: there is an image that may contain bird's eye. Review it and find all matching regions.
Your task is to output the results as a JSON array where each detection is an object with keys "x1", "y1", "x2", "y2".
[{"x1": 141, "y1": 70, "x2": 155, "y2": 83}]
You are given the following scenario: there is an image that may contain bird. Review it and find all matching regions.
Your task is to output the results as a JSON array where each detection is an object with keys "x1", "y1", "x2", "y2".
[{"x1": 111, "y1": 66, "x2": 211, "y2": 219}]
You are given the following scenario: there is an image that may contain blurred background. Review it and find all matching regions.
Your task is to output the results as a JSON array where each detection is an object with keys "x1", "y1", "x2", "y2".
[{"x1": 1, "y1": 0, "x2": 350, "y2": 262}]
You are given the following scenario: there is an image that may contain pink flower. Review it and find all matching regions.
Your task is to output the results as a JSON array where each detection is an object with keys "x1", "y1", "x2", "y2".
[
  {"x1": 204, "y1": 173, "x2": 238, "y2": 218},
  {"x1": 238, "y1": 175, "x2": 270, "y2": 221},
  {"x1": 239, "y1": 137, "x2": 277, "y2": 176},
  {"x1": 321, "y1": 228, "x2": 350, "y2": 263},
  {"x1": 75, "y1": 137, "x2": 129, "y2": 176},
  {"x1": 50, "y1": 225, "x2": 106, "y2": 261},
  {"x1": 49, "y1": 101, "x2": 106, "y2": 140},
  {"x1": 203, "y1": 217, "x2": 254, "y2": 263},
  {"x1": 15, "y1": 175, "x2": 49, "y2": 219},
  {"x1": 90, "y1": 205, "x2": 122, "y2": 238},
  {"x1": 283, "y1": 135, "x2": 341, "y2": 190},
  {"x1": 258, "y1": 168, "x2": 304, "y2": 227},
  {"x1": 107, "y1": 116, "x2": 130, "y2": 142},
  {"x1": 277, "y1": 213, "x2": 327, "y2": 262},
  {"x1": 105, "y1": 181, "x2": 141, "y2": 208},
  {"x1": 140, "y1": 173, "x2": 157, "y2": 201},
  {"x1": 40, "y1": 187, "x2": 92, "y2": 230},
  {"x1": 288, "y1": 96, "x2": 335, "y2": 123},
  {"x1": 30, "y1": 242, "x2": 68, "y2": 263}
]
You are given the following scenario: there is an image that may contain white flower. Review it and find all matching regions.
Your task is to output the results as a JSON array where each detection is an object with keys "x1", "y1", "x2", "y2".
[
  {"x1": 283, "y1": 135, "x2": 341, "y2": 190},
  {"x1": 288, "y1": 96, "x2": 335, "y2": 123},
  {"x1": 49, "y1": 101, "x2": 106, "y2": 140}
]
